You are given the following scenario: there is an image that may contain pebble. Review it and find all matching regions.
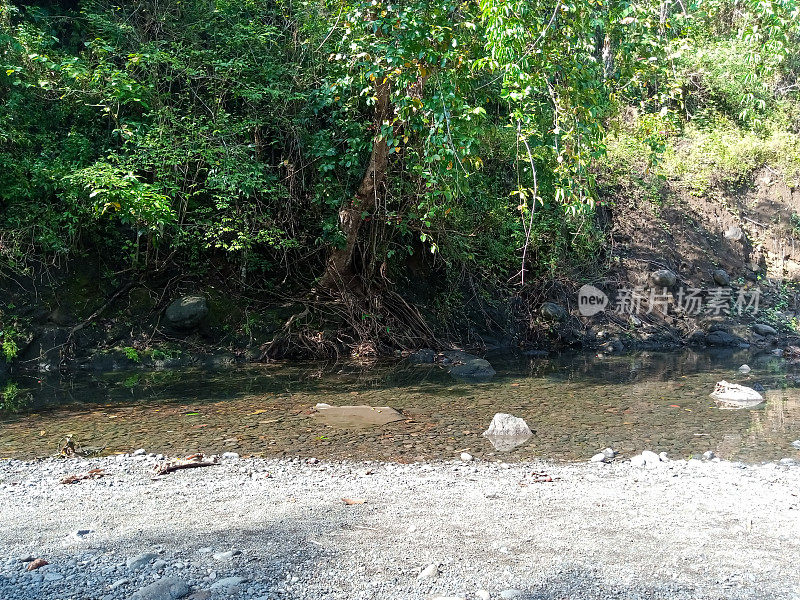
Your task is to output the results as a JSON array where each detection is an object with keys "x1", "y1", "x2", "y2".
[
  {"x1": 476, "y1": 592, "x2": 491, "y2": 600},
  {"x1": 659, "y1": 452, "x2": 670, "y2": 462},
  {"x1": 417, "y1": 563, "x2": 439, "y2": 579},
  {"x1": 460, "y1": 452, "x2": 474, "y2": 462},
  {"x1": 500, "y1": 589, "x2": 523, "y2": 599},
  {"x1": 791, "y1": 440, "x2": 800, "y2": 450},
  {"x1": 109, "y1": 578, "x2": 129, "y2": 590},
  {"x1": 209, "y1": 576, "x2": 247, "y2": 589},
  {"x1": 590, "y1": 453, "x2": 607, "y2": 463},
  {"x1": 127, "y1": 553, "x2": 159, "y2": 570},
  {"x1": 212, "y1": 549, "x2": 241, "y2": 561},
  {"x1": 602, "y1": 447, "x2": 616, "y2": 459},
  {"x1": 43, "y1": 572, "x2": 63, "y2": 582},
  {"x1": 703, "y1": 451, "x2": 716, "y2": 460},
  {"x1": 738, "y1": 364, "x2": 751, "y2": 374},
  {"x1": 132, "y1": 449, "x2": 147, "y2": 456},
  {"x1": 222, "y1": 452, "x2": 240, "y2": 460}
]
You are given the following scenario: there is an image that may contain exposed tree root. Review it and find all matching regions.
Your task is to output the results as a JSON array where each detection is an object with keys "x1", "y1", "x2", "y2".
[{"x1": 261, "y1": 283, "x2": 437, "y2": 360}]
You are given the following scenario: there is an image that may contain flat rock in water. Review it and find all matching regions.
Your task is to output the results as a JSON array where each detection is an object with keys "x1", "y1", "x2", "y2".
[
  {"x1": 442, "y1": 351, "x2": 496, "y2": 381},
  {"x1": 130, "y1": 577, "x2": 189, "y2": 600},
  {"x1": 710, "y1": 380, "x2": 764, "y2": 409},
  {"x1": 483, "y1": 413, "x2": 532, "y2": 451},
  {"x1": 311, "y1": 404, "x2": 404, "y2": 427}
]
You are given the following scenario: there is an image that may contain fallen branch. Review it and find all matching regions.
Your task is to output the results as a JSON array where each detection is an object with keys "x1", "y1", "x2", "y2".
[
  {"x1": 153, "y1": 453, "x2": 219, "y2": 476},
  {"x1": 67, "y1": 281, "x2": 135, "y2": 341},
  {"x1": 60, "y1": 468, "x2": 106, "y2": 484}
]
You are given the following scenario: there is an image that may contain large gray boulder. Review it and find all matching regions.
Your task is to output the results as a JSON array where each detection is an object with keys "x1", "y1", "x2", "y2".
[
  {"x1": 705, "y1": 330, "x2": 746, "y2": 347},
  {"x1": 752, "y1": 323, "x2": 778, "y2": 337},
  {"x1": 449, "y1": 358, "x2": 496, "y2": 380},
  {"x1": 650, "y1": 269, "x2": 677, "y2": 288},
  {"x1": 165, "y1": 296, "x2": 208, "y2": 329},
  {"x1": 540, "y1": 302, "x2": 567, "y2": 321},
  {"x1": 443, "y1": 351, "x2": 496, "y2": 381}
]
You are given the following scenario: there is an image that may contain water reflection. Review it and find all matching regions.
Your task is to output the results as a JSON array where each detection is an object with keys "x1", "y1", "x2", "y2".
[{"x1": 1, "y1": 349, "x2": 799, "y2": 463}]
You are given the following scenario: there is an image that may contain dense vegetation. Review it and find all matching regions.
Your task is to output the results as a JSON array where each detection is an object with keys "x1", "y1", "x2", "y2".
[{"x1": 1, "y1": 0, "x2": 799, "y2": 354}]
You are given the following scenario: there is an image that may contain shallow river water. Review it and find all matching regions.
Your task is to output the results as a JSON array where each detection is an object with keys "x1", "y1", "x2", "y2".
[{"x1": 2, "y1": 349, "x2": 800, "y2": 463}]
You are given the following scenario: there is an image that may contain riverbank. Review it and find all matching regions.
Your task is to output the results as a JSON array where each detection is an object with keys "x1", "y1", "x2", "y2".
[{"x1": 2, "y1": 455, "x2": 799, "y2": 600}]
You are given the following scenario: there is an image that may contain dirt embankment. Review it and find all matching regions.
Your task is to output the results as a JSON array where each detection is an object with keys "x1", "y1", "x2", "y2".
[{"x1": 529, "y1": 165, "x2": 800, "y2": 354}]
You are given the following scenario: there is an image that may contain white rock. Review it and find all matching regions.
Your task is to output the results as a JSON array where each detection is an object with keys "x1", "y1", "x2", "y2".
[
  {"x1": 221, "y1": 452, "x2": 240, "y2": 460},
  {"x1": 483, "y1": 413, "x2": 533, "y2": 451},
  {"x1": 417, "y1": 563, "x2": 439, "y2": 579},
  {"x1": 630, "y1": 455, "x2": 647, "y2": 468},
  {"x1": 710, "y1": 380, "x2": 764, "y2": 409},
  {"x1": 702, "y1": 451, "x2": 715, "y2": 460},
  {"x1": 791, "y1": 440, "x2": 800, "y2": 450},
  {"x1": 212, "y1": 549, "x2": 241, "y2": 561},
  {"x1": 460, "y1": 452, "x2": 474, "y2": 462},
  {"x1": 602, "y1": 447, "x2": 616, "y2": 458},
  {"x1": 500, "y1": 590, "x2": 523, "y2": 599},
  {"x1": 738, "y1": 364, "x2": 751, "y2": 374},
  {"x1": 590, "y1": 453, "x2": 607, "y2": 463},
  {"x1": 659, "y1": 452, "x2": 670, "y2": 462},
  {"x1": 641, "y1": 450, "x2": 661, "y2": 467},
  {"x1": 483, "y1": 413, "x2": 532, "y2": 437},
  {"x1": 132, "y1": 448, "x2": 146, "y2": 456},
  {"x1": 475, "y1": 592, "x2": 491, "y2": 600}
]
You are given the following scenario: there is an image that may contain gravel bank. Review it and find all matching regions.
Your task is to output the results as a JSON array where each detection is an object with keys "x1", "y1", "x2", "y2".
[{"x1": 1, "y1": 454, "x2": 799, "y2": 600}]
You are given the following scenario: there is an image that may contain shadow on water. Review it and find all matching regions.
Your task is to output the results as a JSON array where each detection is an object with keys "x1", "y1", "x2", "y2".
[{"x1": 2, "y1": 349, "x2": 800, "y2": 462}]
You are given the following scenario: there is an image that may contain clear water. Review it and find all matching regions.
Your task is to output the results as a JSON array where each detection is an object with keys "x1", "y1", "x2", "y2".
[{"x1": 2, "y1": 349, "x2": 800, "y2": 463}]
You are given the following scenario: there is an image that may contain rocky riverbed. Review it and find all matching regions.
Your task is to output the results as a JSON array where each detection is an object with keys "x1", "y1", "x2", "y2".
[{"x1": 1, "y1": 453, "x2": 800, "y2": 600}]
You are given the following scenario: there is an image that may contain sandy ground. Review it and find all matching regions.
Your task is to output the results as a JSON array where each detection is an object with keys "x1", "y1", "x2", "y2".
[{"x1": 1, "y1": 454, "x2": 799, "y2": 600}]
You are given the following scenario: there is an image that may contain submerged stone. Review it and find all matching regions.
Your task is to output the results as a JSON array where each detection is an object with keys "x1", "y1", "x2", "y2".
[{"x1": 311, "y1": 404, "x2": 404, "y2": 427}]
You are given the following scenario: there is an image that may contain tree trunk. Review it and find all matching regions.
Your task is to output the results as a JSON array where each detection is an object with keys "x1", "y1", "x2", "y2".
[{"x1": 320, "y1": 79, "x2": 391, "y2": 290}]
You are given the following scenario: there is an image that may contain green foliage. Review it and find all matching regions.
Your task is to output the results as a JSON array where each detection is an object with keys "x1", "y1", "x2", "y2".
[
  {"x1": 0, "y1": 0, "x2": 799, "y2": 315},
  {"x1": 0, "y1": 381, "x2": 30, "y2": 412},
  {"x1": 121, "y1": 346, "x2": 140, "y2": 363},
  {"x1": 0, "y1": 328, "x2": 18, "y2": 362}
]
